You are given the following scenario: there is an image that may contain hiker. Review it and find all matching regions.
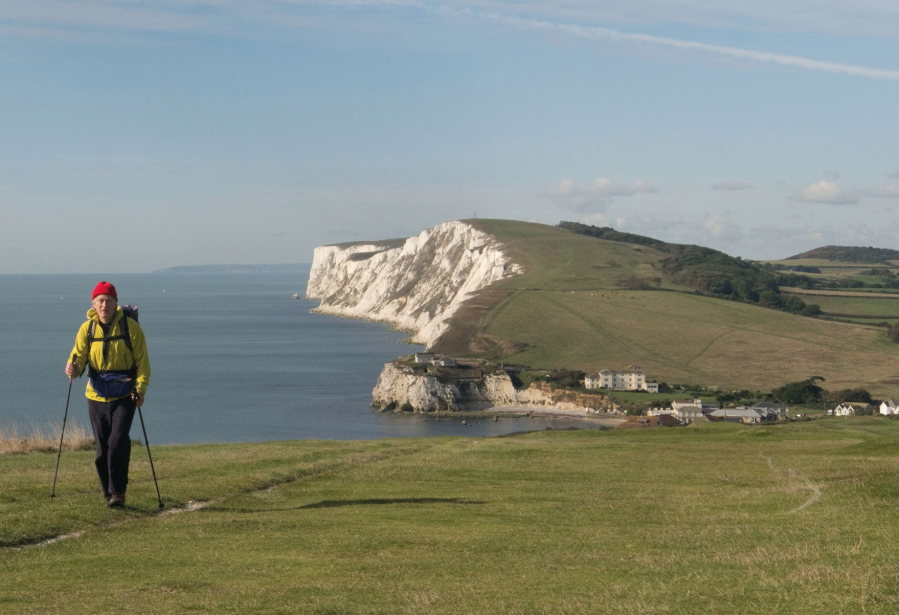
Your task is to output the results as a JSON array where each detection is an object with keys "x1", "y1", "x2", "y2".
[{"x1": 65, "y1": 281, "x2": 151, "y2": 508}]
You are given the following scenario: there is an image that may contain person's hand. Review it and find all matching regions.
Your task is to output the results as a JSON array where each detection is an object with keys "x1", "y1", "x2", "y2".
[
  {"x1": 65, "y1": 362, "x2": 78, "y2": 378},
  {"x1": 132, "y1": 391, "x2": 145, "y2": 408}
]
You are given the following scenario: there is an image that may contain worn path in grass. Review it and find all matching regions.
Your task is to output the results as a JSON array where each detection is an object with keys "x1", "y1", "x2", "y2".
[{"x1": 3, "y1": 419, "x2": 899, "y2": 614}]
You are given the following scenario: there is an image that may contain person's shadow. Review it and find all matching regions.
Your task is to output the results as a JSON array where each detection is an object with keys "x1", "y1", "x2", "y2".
[{"x1": 207, "y1": 497, "x2": 486, "y2": 514}]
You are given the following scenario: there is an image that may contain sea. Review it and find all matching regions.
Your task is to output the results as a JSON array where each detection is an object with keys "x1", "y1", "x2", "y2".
[{"x1": 0, "y1": 269, "x2": 596, "y2": 444}]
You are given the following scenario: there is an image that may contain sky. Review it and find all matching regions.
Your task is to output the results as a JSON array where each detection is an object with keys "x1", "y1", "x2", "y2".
[{"x1": 1, "y1": 1, "x2": 898, "y2": 273}]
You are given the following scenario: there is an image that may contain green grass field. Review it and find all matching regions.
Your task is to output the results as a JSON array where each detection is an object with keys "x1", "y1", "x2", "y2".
[
  {"x1": 788, "y1": 294, "x2": 899, "y2": 317},
  {"x1": 3, "y1": 420, "x2": 899, "y2": 614},
  {"x1": 470, "y1": 219, "x2": 689, "y2": 293},
  {"x1": 446, "y1": 221, "x2": 899, "y2": 396}
]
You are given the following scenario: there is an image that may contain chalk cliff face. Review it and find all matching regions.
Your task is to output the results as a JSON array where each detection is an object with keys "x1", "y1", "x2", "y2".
[
  {"x1": 371, "y1": 363, "x2": 619, "y2": 414},
  {"x1": 305, "y1": 221, "x2": 521, "y2": 348}
]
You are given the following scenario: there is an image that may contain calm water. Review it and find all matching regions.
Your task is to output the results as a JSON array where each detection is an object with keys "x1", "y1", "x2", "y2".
[{"x1": 0, "y1": 271, "x2": 595, "y2": 444}]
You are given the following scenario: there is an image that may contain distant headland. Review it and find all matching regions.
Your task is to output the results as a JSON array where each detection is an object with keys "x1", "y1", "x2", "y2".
[{"x1": 152, "y1": 263, "x2": 310, "y2": 274}]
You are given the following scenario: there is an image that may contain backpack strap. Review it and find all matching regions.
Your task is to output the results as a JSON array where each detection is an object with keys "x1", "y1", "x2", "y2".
[
  {"x1": 85, "y1": 315, "x2": 136, "y2": 378},
  {"x1": 119, "y1": 315, "x2": 133, "y2": 353}
]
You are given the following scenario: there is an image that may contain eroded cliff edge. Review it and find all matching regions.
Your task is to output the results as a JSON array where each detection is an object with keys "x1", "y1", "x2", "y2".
[
  {"x1": 372, "y1": 362, "x2": 620, "y2": 414},
  {"x1": 305, "y1": 220, "x2": 522, "y2": 348}
]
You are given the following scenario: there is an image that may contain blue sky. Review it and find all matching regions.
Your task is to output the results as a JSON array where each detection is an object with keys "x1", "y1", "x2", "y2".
[{"x1": 1, "y1": 1, "x2": 898, "y2": 273}]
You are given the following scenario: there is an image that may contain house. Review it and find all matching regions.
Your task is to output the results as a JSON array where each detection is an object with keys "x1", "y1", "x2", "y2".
[
  {"x1": 832, "y1": 402, "x2": 874, "y2": 417},
  {"x1": 652, "y1": 399, "x2": 720, "y2": 423},
  {"x1": 414, "y1": 353, "x2": 436, "y2": 364},
  {"x1": 880, "y1": 400, "x2": 898, "y2": 416},
  {"x1": 751, "y1": 401, "x2": 789, "y2": 420},
  {"x1": 432, "y1": 355, "x2": 456, "y2": 367},
  {"x1": 672, "y1": 399, "x2": 721, "y2": 412},
  {"x1": 586, "y1": 367, "x2": 659, "y2": 392},
  {"x1": 708, "y1": 408, "x2": 769, "y2": 424},
  {"x1": 615, "y1": 414, "x2": 683, "y2": 429},
  {"x1": 647, "y1": 406, "x2": 706, "y2": 424}
]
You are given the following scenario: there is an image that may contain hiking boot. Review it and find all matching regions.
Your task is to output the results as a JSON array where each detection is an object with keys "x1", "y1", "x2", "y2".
[{"x1": 107, "y1": 493, "x2": 125, "y2": 508}]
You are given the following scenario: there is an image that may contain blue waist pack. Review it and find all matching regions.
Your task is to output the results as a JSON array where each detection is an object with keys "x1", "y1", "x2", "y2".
[{"x1": 89, "y1": 372, "x2": 135, "y2": 399}]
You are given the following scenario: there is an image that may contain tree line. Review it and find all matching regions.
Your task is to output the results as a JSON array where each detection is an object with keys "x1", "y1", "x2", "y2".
[{"x1": 559, "y1": 222, "x2": 822, "y2": 316}]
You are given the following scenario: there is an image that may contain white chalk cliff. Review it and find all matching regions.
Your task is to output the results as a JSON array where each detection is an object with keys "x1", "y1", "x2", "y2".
[
  {"x1": 305, "y1": 221, "x2": 522, "y2": 348},
  {"x1": 371, "y1": 363, "x2": 619, "y2": 414}
]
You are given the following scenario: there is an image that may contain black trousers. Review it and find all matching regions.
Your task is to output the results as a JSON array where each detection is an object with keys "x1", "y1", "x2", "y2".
[{"x1": 87, "y1": 397, "x2": 136, "y2": 498}]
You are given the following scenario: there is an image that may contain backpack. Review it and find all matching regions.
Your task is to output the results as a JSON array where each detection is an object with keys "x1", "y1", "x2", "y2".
[{"x1": 85, "y1": 305, "x2": 139, "y2": 399}]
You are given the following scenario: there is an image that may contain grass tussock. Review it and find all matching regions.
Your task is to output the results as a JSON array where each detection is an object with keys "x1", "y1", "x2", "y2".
[{"x1": 0, "y1": 422, "x2": 94, "y2": 455}]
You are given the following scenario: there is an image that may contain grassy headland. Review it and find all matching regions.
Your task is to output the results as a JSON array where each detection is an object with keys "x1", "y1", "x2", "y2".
[
  {"x1": 435, "y1": 220, "x2": 899, "y2": 396},
  {"x1": 3, "y1": 420, "x2": 899, "y2": 613}
]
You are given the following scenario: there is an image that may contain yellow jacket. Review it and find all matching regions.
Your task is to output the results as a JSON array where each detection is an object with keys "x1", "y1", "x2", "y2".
[{"x1": 69, "y1": 306, "x2": 151, "y2": 401}]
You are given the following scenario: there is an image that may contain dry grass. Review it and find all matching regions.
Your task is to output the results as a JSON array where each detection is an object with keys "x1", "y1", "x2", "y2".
[
  {"x1": 0, "y1": 421, "x2": 94, "y2": 455},
  {"x1": 3, "y1": 422, "x2": 899, "y2": 613}
]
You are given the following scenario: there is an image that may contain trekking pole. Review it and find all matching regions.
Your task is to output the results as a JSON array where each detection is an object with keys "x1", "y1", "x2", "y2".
[
  {"x1": 51, "y1": 354, "x2": 77, "y2": 502},
  {"x1": 136, "y1": 403, "x2": 164, "y2": 509}
]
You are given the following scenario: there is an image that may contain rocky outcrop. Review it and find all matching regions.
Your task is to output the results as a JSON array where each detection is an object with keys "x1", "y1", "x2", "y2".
[
  {"x1": 305, "y1": 221, "x2": 522, "y2": 348},
  {"x1": 371, "y1": 362, "x2": 619, "y2": 413}
]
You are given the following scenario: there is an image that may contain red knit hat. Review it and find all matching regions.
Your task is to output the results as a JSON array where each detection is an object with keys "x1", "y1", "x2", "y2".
[{"x1": 92, "y1": 281, "x2": 118, "y2": 301}]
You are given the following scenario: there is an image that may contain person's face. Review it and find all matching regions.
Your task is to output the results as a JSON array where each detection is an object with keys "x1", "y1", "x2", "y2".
[{"x1": 92, "y1": 294, "x2": 117, "y2": 323}]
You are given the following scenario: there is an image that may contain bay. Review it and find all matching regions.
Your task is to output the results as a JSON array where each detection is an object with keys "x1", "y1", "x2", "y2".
[{"x1": 0, "y1": 270, "x2": 596, "y2": 444}]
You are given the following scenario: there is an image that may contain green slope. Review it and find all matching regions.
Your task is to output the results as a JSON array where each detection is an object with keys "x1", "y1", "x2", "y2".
[
  {"x1": 446, "y1": 220, "x2": 899, "y2": 395},
  {"x1": 789, "y1": 245, "x2": 899, "y2": 263},
  {"x1": 4, "y1": 422, "x2": 899, "y2": 614}
]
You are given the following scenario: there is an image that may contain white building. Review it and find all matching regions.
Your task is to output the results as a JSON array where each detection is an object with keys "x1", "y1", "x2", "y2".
[
  {"x1": 832, "y1": 402, "x2": 874, "y2": 416},
  {"x1": 648, "y1": 405, "x2": 707, "y2": 424},
  {"x1": 672, "y1": 399, "x2": 721, "y2": 412},
  {"x1": 880, "y1": 400, "x2": 898, "y2": 415},
  {"x1": 585, "y1": 367, "x2": 658, "y2": 392},
  {"x1": 414, "y1": 353, "x2": 435, "y2": 364}
]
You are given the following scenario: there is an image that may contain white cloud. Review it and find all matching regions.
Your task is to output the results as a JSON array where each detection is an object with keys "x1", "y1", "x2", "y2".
[
  {"x1": 480, "y1": 12, "x2": 899, "y2": 81},
  {"x1": 867, "y1": 184, "x2": 899, "y2": 198},
  {"x1": 703, "y1": 215, "x2": 743, "y2": 241},
  {"x1": 581, "y1": 213, "x2": 610, "y2": 227},
  {"x1": 712, "y1": 180, "x2": 754, "y2": 191},
  {"x1": 2, "y1": 2, "x2": 899, "y2": 82},
  {"x1": 5, "y1": 1, "x2": 899, "y2": 40},
  {"x1": 738, "y1": 220, "x2": 899, "y2": 260},
  {"x1": 617, "y1": 213, "x2": 684, "y2": 232},
  {"x1": 792, "y1": 180, "x2": 860, "y2": 205},
  {"x1": 539, "y1": 177, "x2": 656, "y2": 213}
]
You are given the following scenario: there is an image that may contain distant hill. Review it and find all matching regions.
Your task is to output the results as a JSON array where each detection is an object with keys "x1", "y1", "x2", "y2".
[
  {"x1": 788, "y1": 245, "x2": 899, "y2": 263},
  {"x1": 558, "y1": 221, "x2": 816, "y2": 313},
  {"x1": 435, "y1": 219, "x2": 899, "y2": 395},
  {"x1": 153, "y1": 263, "x2": 310, "y2": 274}
]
